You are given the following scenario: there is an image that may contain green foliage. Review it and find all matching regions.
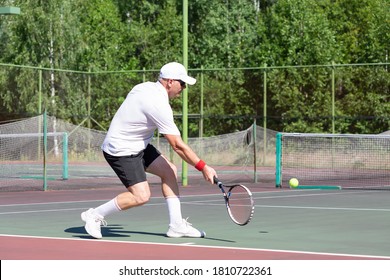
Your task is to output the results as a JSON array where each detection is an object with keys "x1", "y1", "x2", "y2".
[
  {"x1": 336, "y1": 66, "x2": 390, "y2": 133},
  {"x1": 0, "y1": 0, "x2": 388, "y2": 134}
]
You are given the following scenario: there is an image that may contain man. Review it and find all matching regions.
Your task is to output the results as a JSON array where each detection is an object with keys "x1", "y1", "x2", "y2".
[{"x1": 81, "y1": 62, "x2": 218, "y2": 239}]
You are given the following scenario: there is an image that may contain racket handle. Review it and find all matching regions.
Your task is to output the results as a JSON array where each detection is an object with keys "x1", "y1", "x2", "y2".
[{"x1": 213, "y1": 176, "x2": 220, "y2": 185}]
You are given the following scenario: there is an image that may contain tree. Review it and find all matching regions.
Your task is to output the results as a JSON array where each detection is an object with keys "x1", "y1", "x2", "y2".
[
  {"x1": 0, "y1": 0, "x2": 388, "y2": 134},
  {"x1": 261, "y1": 0, "x2": 339, "y2": 132},
  {"x1": 327, "y1": 0, "x2": 390, "y2": 63}
]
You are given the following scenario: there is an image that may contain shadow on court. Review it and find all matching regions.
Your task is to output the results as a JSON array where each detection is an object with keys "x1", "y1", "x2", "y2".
[
  {"x1": 65, "y1": 225, "x2": 236, "y2": 243},
  {"x1": 64, "y1": 225, "x2": 167, "y2": 239}
]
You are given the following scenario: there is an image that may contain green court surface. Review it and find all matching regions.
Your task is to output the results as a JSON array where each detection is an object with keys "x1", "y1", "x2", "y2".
[{"x1": 1, "y1": 182, "x2": 390, "y2": 260}]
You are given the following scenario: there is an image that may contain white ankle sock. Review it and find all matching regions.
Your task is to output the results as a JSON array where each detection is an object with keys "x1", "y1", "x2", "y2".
[
  {"x1": 166, "y1": 196, "x2": 183, "y2": 227},
  {"x1": 94, "y1": 197, "x2": 121, "y2": 217}
]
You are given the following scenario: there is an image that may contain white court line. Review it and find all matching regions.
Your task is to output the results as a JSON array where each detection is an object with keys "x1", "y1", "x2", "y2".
[
  {"x1": 1, "y1": 233, "x2": 389, "y2": 260},
  {"x1": 0, "y1": 189, "x2": 362, "y2": 208},
  {"x1": 0, "y1": 202, "x2": 167, "y2": 215},
  {"x1": 1, "y1": 189, "x2": 388, "y2": 214},
  {"x1": 257, "y1": 205, "x2": 390, "y2": 212},
  {"x1": 0, "y1": 193, "x2": 224, "y2": 208},
  {"x1": 0, "y1": 207, "x2": 88, "y2": 215},
  {"x1": 2, "y1": 202, "x2": 388, "y2": 216},
  {"x1": 183, "y1": 201, "x2": 390, "y2": 212},
  {"x1": 0, "y1": 190, "x2": 390, "y2": 212},
  {"x1": 252, "y1": 189, "x2": 383, "y2": 199}
]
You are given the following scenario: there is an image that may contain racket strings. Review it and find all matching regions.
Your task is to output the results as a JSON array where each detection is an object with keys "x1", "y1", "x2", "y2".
[{"x1": 227, "y1": 185, "x2": 254, "y2": 225}]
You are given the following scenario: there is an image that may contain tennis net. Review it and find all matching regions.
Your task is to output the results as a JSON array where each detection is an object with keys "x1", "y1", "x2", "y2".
[
  {"x1": 0, "y1": 132, "x2": 68, "y2": 190},
  {"x1": 275, "y1": 133, "x2": 390, "y2": 189}
]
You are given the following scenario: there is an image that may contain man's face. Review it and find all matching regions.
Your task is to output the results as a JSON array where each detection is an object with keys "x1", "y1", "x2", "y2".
[{"x1": 167, "y1": 79, "x2": 186, "y2": 99}]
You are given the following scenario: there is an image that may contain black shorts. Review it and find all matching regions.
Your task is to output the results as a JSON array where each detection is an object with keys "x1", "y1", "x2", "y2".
[{"x1": 103, "y1": 144, "x2": 161, "y2": 187}]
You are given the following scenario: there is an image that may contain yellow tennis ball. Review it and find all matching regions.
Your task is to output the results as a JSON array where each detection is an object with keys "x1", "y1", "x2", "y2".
[{"x1": 289, "y1": 178, "x2": 299, "y2": 188}]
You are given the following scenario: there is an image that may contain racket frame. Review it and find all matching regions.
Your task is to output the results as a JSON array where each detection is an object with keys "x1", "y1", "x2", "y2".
[{"x1": 214, "y1": 177, "x2": 255, "y2": 226}]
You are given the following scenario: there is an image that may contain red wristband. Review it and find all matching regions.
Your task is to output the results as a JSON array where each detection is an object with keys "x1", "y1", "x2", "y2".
[{"x1": 195, "y1": 160, "x2": 206, "y2": 171}]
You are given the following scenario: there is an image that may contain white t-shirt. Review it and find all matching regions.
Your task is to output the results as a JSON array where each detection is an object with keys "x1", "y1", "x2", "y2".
[{"x1": 101, "y1": 81, "x2": 180, "y2": 156}]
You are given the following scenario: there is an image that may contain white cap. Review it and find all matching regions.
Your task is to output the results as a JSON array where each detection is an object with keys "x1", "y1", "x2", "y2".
[{"x1": 159, "y1": 62, "x2": 196, "y2": 85}]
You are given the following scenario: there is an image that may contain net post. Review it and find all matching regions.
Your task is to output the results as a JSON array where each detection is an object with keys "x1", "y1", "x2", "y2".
[
  {"x1": 275, "y1": 132, "x2": 283, "y2": 188},
  {"x1": 331, "y1": 61, "x2": 336, "y2": 134},
  {"x1": 263, "y1": 63, "x2": 267, "y2": 168},
  {"x1": 181, "y1": 0, "x2": 189, "y2": 186},
  {"x1": 252, "y1": 118, "x2": 257, "y2": 183},
  {"x1": 38, "y1": 71, "x2": 43, "y2": 161},
  {"x1": 199, "y1": 65, "x2": 204, "y2": 139},
  {"x1": 62, "y1": 132, "x2": 68, "y2": 180},
  {"x1": 43, "y1": 110, "x2": 48, "y2": 191}
]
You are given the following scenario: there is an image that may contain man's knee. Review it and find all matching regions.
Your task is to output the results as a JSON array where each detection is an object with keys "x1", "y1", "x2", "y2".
[
  {"x1": 166, "y1": 161, "x2": 178, "y2": 177},
  {"x1": 135, "y1": 192, "x2": 150, "y2": 205},
  {"x1": 127, "y1": 183, "x2": 151, "y2": 206}
]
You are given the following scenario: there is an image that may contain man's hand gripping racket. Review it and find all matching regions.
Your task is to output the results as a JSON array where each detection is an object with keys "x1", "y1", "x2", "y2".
[{"x1": 213, "y1": 176, "x2": 255, "y2": 226}]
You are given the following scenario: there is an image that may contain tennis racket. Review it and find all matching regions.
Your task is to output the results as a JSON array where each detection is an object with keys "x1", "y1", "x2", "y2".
[{"x1": 213, "y1": 176, "x2": 255, "y2": 226}]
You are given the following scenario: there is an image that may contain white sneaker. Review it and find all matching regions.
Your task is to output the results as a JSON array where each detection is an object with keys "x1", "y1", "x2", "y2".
[
  {"x1": 166, "y1": 218, "x2": 206, "y2": 238},
  {"x1": 81, "y1": 208, "x2": 107, "y2": 239}
]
